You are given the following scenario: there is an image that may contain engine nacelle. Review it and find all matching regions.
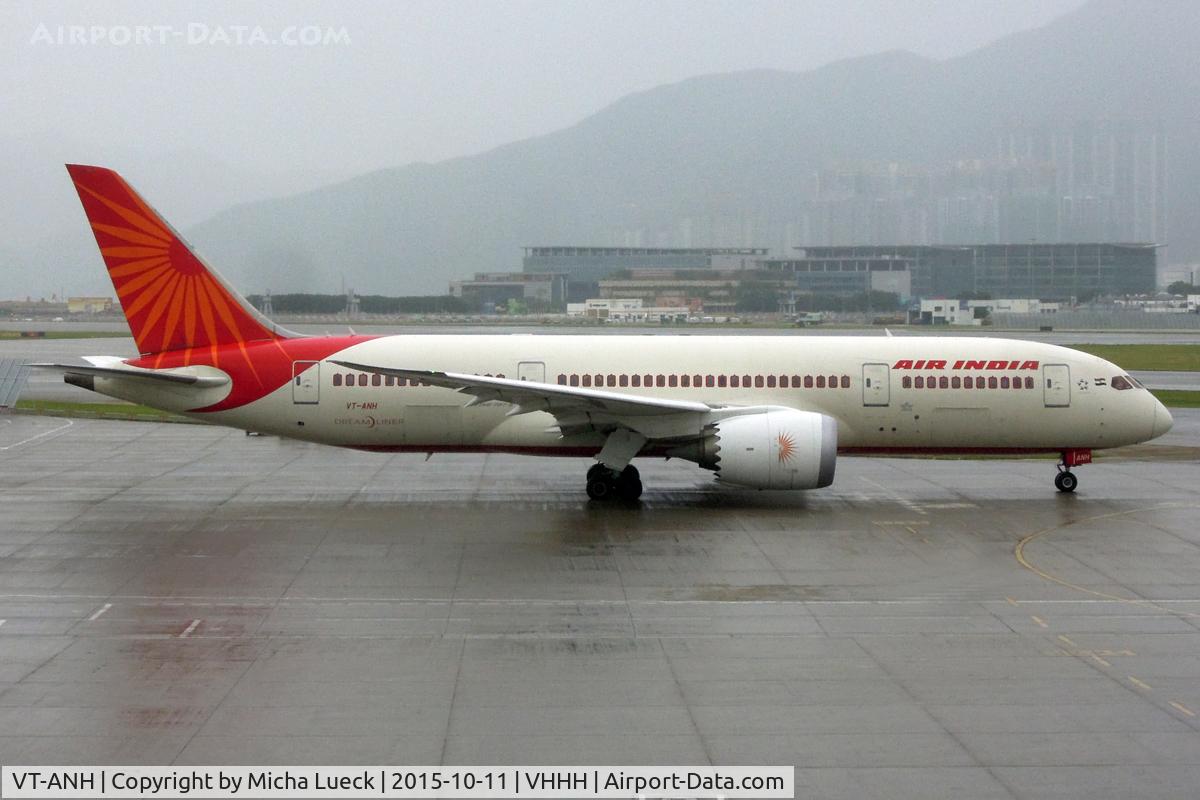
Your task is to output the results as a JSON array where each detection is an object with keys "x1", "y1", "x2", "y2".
[{"x1": 704, "y1": 409, "x2": 837, "y2": 489}]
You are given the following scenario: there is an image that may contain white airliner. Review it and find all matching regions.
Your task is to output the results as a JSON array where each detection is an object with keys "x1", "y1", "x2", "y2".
[{"x1": 36, "y1": 165, "x2": 1173, "y2": 500}]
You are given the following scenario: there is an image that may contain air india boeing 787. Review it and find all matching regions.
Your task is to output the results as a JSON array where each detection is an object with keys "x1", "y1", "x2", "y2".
[{"x1": 36, "y1": 165, "x2": 1173, "y2": 500}]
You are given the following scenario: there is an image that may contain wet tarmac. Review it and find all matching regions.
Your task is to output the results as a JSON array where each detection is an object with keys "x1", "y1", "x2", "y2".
[{"x1": 1, "y1": 413, "x2": 1199, "y2": 798}]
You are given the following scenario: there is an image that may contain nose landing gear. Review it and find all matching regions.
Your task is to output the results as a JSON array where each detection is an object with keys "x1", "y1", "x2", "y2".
[
  {"x1": 1054, "y1": 448, "x2": 1091, "y2": 493},
  {"x1": 1054, "y1": 469, "x2": 1078, "y2": 493}
]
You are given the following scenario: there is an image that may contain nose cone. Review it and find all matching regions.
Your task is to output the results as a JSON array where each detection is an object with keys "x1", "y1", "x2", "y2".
[{"x1": 1151, "y1": 397, "x2": 1173, "y2": 440}]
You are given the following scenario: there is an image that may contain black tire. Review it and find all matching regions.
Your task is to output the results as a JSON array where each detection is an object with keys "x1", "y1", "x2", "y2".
[
  {"x1": 587, "y1": 462, "x2": 607, "y2": 481},
  {"x1": 586, "y1": 476, "x2": 615, "y2": 501},
  {"x1": 616, "y1": 476, "x2": 643, "y2": 502},
  {"x1": 1055, "y1": 472, "x2": 1078, "y2": 493}
]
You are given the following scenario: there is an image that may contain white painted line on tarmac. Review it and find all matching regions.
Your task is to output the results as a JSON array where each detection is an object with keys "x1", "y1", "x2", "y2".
[
  {"x1": 179, "y1": 619, "x2": 201, "y2": 638},
  {"x1": 0, "y1": 619, "x2": 6, "y2": 628},
  {"x1": 0, "y1": 418, "x2": 73, "y2": 450},
  {"x1": 88, "y1": 603, "x2": 112, "y2": 621}
]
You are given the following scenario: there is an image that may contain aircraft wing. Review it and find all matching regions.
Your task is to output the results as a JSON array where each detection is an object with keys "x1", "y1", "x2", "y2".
[{"x1": 329, "y1": 360, "x2": 723, "y2": 439}]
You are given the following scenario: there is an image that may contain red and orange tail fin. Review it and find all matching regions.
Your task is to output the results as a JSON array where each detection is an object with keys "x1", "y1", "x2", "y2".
[{"x1": 66, "y1": 164, "x2": 292, "y2": 356}]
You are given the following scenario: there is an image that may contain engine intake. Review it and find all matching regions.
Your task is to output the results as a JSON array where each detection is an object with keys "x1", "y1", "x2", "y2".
[{"x1": 694, "y1": 409, "x2": 837, "y2": 489}]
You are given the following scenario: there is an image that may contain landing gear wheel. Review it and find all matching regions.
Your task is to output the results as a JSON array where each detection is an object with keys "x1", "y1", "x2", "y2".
[
  {"x1": 586, "y1": 472, "x2": 616, "y2": 501},
  {"x1": 586, "y1": 464, "x2": 642, "y2": 501},
  {"x1": 616, "y1": 465, "x2": 643, "y2": 502},
  {"x1": 1054, "y1": 471, "x2": 1078, "y2": 493}
]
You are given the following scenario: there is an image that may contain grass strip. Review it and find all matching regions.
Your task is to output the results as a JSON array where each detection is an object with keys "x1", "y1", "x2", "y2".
[
  {"x1": 1070, "y1": 344, "x2": 1200, "y2": 372},
  {"x1": 14, "y1": 399, "x2": 193, "y2": 423}
]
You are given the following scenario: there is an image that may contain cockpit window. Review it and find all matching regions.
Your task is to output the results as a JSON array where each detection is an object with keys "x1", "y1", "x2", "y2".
[
  {"x1": 1111, "y1": 375, "x2": 1134, "y2": 390},
  {"x1": 1127, "y1": 375, "x2": 1144, "y2": 389}
]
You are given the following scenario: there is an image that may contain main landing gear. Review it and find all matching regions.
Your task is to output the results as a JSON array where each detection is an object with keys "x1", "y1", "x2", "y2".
[
  {"x1": 1054, "y1": 448, "x2": 1090, "y2": 493},
  {"x1": 586, "y1": 463, "x2": 643, "y2": 502}
]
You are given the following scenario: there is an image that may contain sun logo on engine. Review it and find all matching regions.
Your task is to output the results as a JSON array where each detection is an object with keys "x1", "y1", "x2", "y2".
[{"x1": 777, "y1": 432, "x2": 796, "y2": 464}]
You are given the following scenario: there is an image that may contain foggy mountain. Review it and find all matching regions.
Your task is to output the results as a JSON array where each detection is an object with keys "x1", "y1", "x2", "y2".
[
  {"x1": 25, "y1": 0, "x2": 1200, "y2": 298},
  {"x1": 0, "y1": 136, "x2": 347, "y2": 298}
]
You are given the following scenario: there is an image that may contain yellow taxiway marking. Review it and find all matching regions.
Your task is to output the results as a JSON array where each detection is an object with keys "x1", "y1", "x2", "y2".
[
  {"x1": 1090, "y1": 653, "x2": 1111, "y2": 668},
  {"x1": 1031, "y1": 615, "x2": 1049, "y2": 628},
  {"x1": 1057, "y1": 634, "x2": 1077, "y2": 647},
  {"x1": 1005, "y1": 596, "x2": 1019, "y2": 606},
  {"x1": 1014, "y1": 503, "x2": 1200, "y2": 621},
  {"x1": 1169, "y1": 701, "x2": 1195, "y2": 718},
  {"x1": 902, "y1": 525, "x2": 931, "y2": 544},
  {"x1": 1128, "y1": 676, "x2": 1153, "y2": 691}
]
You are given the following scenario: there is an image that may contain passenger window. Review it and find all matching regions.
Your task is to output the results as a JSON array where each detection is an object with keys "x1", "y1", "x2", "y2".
[
  {"x1": 951, "y1": 376, "x2": 960, "y2": 389},
  {"x1": 939, "y1": 376, "x2": 949, "y2": 389},
  {"x1": 1025, "y1": 376, "x2": 1034, "y2": 389},
  {"x1": 780, "y1": 376, "x2": 791, "y2": 388},
  {"x1": 744, "y1": 375, "x2": 753, "y2": 387},
  {"x1": 914, "y1": 376, "x2": 924, "y2": 388},
  {"x1": 766, "y1": 375, "x2": 776, "y2": 388},
  {"x1": 681, "y1": 374, "x2": 691, "y2": 387},
  {"x1": 669, "y1": 374, "x2": 678, "y2": 387},
  {"x1": 693, "y1": 374, "x2": 702, "y2": 387},
  {"x1": 829, "y1": 375, "x2": 838, "y2": 388},
  {"x1": 333, "y1": 374, "x2": 342, "y2": 386},
  {"x1": 619, "y1": 374, "x2": 628, "y2": 387},
  {"x1": 606, "y1": 374, "x2": 616, "y2": 387},
  {"x1": 557, "y1": 374, "x2": 566, "y2": 385},
  {"x1": 963, "y1": 376, "x2": 973, "y2": 389},
  {"x1": 371, "y1": 374, "x2": 380, "y2": 386},
  {"x1": 902, "y1": 376, "x2": 912, "y2": 388},
  {"x1": 705, "y1": 375, "x2": 715, "y2": 387},
  {"x1": 570, "y1": 374, "x2": 579, "y2": 386},
  {"x1": 840, "y1": 375, "x2": 850, "y2": 388},
  {"x1": 755, "y1": 375, "x2": 764, "y2": 388},
  {"x1": 657, "y1": 375, "x2": 666, "y2": 387},
  {"x1": 582, "y1": 374, "x2": 592, "y2": 387},
  {"x1": 988, "y1": 376, "x2": 998, "y2": 389},
  {"x1": 631, "y1": 374, "x2": 641, "y2": 387},
  {"x1": 385, "y1": 375, "x2": 394, "y2": 386},
  {"x1": 730, "y1": 375, "x2": 740, "y2": 388},
  {"x1": 804, "y1": 375, "x2": 813, "y2": 388},
  {"x1": 816, "y1": 375, "x2": 826, "y2": 388},
  {"x1": 792, "y1": 375, "x2": 802, "y2": 387},
  {"x1": 1000, "y1": 377, "x2": 1009, "y2": 389},
  {"x1": 927, "y1": 376, "x2": 937, "y2": 390},
  {"x1": 717, "y1": 375, "x2": 727, "y2": 387},
  {"x1": 644, "y1": 374, "x2": 653, "y2": 386}
]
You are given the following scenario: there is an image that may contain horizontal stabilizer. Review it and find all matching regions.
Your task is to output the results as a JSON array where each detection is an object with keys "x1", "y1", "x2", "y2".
[{"x1": 32, "y1": 363, "x2": 230, "y2": 388}]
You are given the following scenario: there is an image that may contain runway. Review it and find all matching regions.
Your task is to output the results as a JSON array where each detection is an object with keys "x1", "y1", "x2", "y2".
[{"x1": 1, "y1": 413, "x2": 1199, "y2": 798}]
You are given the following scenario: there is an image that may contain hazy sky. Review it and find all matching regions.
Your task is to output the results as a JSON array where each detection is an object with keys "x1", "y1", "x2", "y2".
[{"x1": 4, "y1": 0, "x2": 1086, "y2": 175}]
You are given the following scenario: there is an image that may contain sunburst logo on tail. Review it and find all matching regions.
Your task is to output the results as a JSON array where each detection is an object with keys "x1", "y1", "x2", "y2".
[
  {"x1": 67, "y1": 164, "x2": 283, "y2": 372},
  {"x1": 777, "y1": 431, "x2": 796, "y2": 464}
]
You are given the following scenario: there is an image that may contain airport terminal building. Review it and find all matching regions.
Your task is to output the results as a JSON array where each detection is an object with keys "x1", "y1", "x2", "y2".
[
  {"x1": 522, "y1": 246, "x2": 768, "y2": 301},
  {"x1": 791, "y1": 243, "x2": 1158, "y2": 301}
]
